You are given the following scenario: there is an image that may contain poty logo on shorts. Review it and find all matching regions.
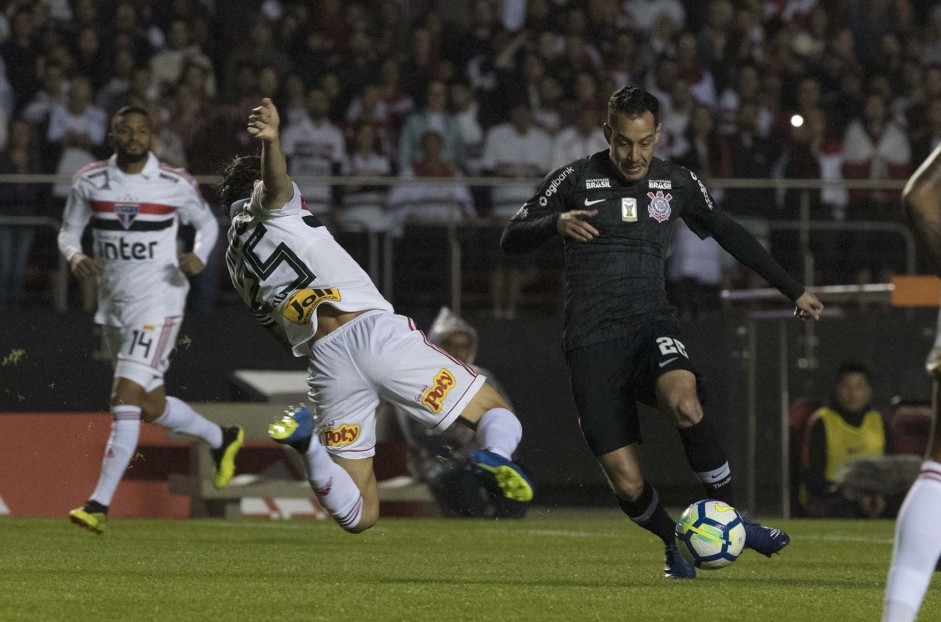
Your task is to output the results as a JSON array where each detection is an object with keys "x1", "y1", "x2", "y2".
[
  {"x1": 115, "y1": 203, "x2": 140, "y2": 229},
  {"x1": 542, "y1": 166, "x2": 575, "y2": 199},
  {"x1": 322, "y1": 424, "x2": 360, "y2": 447},
  {"x1": 421, "y1": 368, "x2": 456, "y2": 414}
]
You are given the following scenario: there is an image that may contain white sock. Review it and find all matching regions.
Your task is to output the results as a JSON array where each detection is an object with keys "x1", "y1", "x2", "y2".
[
  {"x1": 304, "y1": 434, "x2": 364, "y2": 532},
  {"x1": 152, "y1": 396, "x2": 223, "y2": 448},
  {"x1": 476, "y1": 407, "x2": 522, "y2": 460},
  {"x1": 882, "y1": 461, "x2": 941, "y2": 622},
  {"x1": 90, "y1": 405, "x2": 141, "y2": 507}
]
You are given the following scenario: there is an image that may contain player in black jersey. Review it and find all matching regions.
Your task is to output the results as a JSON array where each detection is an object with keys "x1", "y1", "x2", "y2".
[{"x1": 502, "y1": 85, "x2": 824, "y2": 579}]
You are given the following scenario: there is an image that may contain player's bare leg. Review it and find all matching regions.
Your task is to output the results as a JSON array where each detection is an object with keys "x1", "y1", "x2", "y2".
[
  {"x1": 883, "y1": 378, "x2": 941, "y2": 622},
  {"x1": 657, "y1": 369, "x2": 789, "y2": 557}
]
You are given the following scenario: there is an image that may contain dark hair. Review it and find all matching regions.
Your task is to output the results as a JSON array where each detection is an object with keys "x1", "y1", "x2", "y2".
[
  {"x1": 112, "y1": 105, "x2": 150, "y2": 123},
  {"x1": 836, "y1": 361, "x2": 872, "y2": 384},
  {"x1": 217, "y1": 154, "x2": 261, "y2": 213},
  {"x1": 607, "y1": 85, "x2": 660, "y2": 127}
]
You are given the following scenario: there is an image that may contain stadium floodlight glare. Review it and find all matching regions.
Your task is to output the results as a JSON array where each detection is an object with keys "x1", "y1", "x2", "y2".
[{"x1": 790, "y1": 114, "x2": 804, "y2": 128}]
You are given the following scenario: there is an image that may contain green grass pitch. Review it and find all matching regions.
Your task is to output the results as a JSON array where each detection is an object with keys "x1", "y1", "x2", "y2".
[{"x1": 2, "y1": 513, "x2": 939, "y2": 621}]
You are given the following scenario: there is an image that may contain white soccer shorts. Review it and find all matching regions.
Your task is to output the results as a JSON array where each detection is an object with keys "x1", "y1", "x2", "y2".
[
  {"x1": 101, "y1": 315, "x2": 183, "y2": 391},
  {"x1": 306, "y1": 311, "x2": 486, "y2": 459}
]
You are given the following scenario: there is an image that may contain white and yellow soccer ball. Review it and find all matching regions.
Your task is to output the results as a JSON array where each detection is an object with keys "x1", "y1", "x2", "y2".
[{"x1": 674, "y1": 499, "x2": 746, "y2": 569}]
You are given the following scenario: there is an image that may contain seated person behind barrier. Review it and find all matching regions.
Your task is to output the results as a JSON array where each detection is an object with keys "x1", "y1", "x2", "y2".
[
  {"x1": 395, "y1": 307, "x2": 526, "y2": 519},
  {"x1": 801, "y1": 362, "x2": 888, "y2": 517}
]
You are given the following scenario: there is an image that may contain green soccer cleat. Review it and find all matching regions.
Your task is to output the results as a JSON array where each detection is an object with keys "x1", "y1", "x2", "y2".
[
  {"x1": 268, "y1": 405, "x2": 313, "y2": 452},
  {"x1": 211, "y1": 426, "x2": 244, "y2": 490},
  {"x1": 69, "y1": 507, "x2": 106, "y2": 535},
  {"x1": 469, "y1": 449, "x2": 534, "y2": 503}
]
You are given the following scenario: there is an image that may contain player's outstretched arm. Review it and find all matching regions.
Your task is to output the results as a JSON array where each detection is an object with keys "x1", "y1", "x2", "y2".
[
  {"x1": 248, "y1": 98, "x2": 293, "y2": 211},
  {"x1": 904, "y1": 143, "x2": 941, "y2": 277}
]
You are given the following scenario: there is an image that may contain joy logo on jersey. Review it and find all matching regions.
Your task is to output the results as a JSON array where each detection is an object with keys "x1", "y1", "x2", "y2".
[
  {"x1": 421, "y1": 368, "x2": 456, "y2": 414},
  {"x1": 322, "y1": 424, "x2": 360, "y2": 447},
  {"x1": 114, "y1": 203, "x2": 140, "y2": 229},
  {"x1": 646, "y1": 190, "x2": 673, "y2": 223},
  {"x1": 282, "y1": 287, "x2": 341, "y2": 325}
]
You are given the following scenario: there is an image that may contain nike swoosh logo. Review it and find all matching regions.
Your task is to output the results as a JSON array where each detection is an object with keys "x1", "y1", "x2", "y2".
[
  {"x1": 714, "y1": 503, "x2": 736, "y2": 513},
  {"x1": 659, "y1": 357, "x2": 678, "y2": 368},
  {"x1": 584, "y1": 198, "x2": 606, "y2": 207}
]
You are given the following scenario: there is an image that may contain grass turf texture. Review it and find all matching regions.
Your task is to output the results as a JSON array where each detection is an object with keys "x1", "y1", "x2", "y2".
[{"x1": 1, "y1": 515, "x2": 937, "y2": 621}]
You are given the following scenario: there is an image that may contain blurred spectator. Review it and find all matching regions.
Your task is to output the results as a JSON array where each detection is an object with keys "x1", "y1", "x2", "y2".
[
  {"x1": 842, "y1": 92, "x2": 912, "y2": 219},
  {"x1": 335, "y1": 122, "x2": 393, "y2": 239},
  {"x1": 398, "y1": 80, "x2": 464, "y2": 173},
  {"x1": 395, "y1": 306, "x2": 525, "y2": 518},
  {"x1": 550, "y1": 103, "x2": 607, "y2": 170},
  {"x1": 47, "y1": 75, "x2": 107, "y2": 199},
  {"x1": 800, "y1": 362, "x2": 890, "y2": 519},
  {"x1": 717, "y1": 63, "x2": 774, "y2": 137},
  {"x1": 624, "y1": 0, "x2": 686, "y2": 35},
  {"x1": 668, "y1": 103, "x2": 726, "y2": 320},
  {"x1": 21, "y1": 59, "x2": 67, "y2": 130},
  {"x1": 280, "y1": 87, "x2": 347, "y2": 225},
  {"x1": 221, "y1": 18, "x2": 290, "y2": 101},
  {"x1": 95, "y1": 48, "x2": 137, "y2": 116},
  {"x1": 377, "y1": 58, "x2": 415, "y2": 139},
  {"x1": 388, "y1": 130, "x2": 475, "y2": 231},
  {"x1": 1, "y1": 6, "x2": 38, "y2": 107},
  {"x1": 0, "y1": 119, "x2": 46, "y2": 310},
  {"x1": 722, "y1": 100, "x2": 781, "y2": 218},
  {"x1": 533, "y1": 75, "x2": 564, "y2": 135},
  {"x1": 449, "y1": 80, "x2": 484, "y2": 176},
  {"x1": 480, "y1": 100, "x2": 552, "y2": 319},
  {"x1": 675, "y1": 32, "x2": 716, "y2": 109}
]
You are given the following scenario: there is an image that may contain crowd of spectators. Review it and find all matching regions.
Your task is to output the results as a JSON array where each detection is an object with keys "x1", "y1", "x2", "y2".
[{"x1": 1, "y1": 0, "x2": 939, "y2": 313}]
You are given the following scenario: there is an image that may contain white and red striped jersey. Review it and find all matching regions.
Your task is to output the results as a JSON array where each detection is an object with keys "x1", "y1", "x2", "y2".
[
  {"x1": 225, "y1": 181, "x2": 392, "y2": 357},
  {"x1": 58, "y1": 152, "x2": 219, "y2": 326}
]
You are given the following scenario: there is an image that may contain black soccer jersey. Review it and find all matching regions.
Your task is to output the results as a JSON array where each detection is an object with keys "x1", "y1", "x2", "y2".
[{"x1": 502, "y1": 150, "x2": 801, "y2": 351}]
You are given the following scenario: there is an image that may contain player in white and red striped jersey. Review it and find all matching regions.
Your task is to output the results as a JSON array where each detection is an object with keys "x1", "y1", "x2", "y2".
[
  {"x1": 57, "y1": 105, "x2": 244, "y2": 535},
  {"x1": 218, "y1": 99, "x2": 533, "y2": 534}
]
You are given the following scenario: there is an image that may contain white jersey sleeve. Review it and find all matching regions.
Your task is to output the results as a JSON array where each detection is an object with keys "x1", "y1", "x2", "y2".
[
  {"x1": 58, "y1": 169, "x2": 96, "y2": 262},
  {"x1": 225, "y1": 181, "x2": 393, "y2": 357}
]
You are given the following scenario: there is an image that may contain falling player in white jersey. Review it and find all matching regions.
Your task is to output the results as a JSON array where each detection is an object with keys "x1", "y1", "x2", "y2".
[
  {"x1": 883, "y1": 142, "x2": 941, "y2": 621},
  {"x1": 218, "y1": 98, "x2": 533, "y2": 533},
  {"x1": 58, "y1": 106, "x2": 244, "y2": 534}
]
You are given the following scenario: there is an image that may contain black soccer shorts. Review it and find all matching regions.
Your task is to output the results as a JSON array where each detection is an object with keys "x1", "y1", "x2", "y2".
[{"x1": 566, "y1": 318, "x2": 702, "y2": 456}]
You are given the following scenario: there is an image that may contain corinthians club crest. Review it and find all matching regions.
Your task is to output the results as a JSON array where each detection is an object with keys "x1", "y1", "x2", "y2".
[{"x1": 646, "y1": 190, "x2": 672, "y2": 223}]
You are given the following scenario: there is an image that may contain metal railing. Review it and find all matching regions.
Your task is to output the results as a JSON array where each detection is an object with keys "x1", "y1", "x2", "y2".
[{"x1": 0, "y1": 175, "x2": 918, "y2": 314}]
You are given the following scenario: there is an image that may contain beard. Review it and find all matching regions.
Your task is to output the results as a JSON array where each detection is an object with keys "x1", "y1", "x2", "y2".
[{"x1": 120, "y1": 148, "x2": 148, "y2": 164}]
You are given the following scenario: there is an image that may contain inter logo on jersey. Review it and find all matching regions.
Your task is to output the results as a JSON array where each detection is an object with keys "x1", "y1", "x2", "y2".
[
  {"x1": 646, "y1": 190, "x2": 673, "y2": 223},
  {"x1": 115, "y1": 203, "x2": 140, "y2": 229},
  {"x1": 421, "y1": 368, "x2": 456, "y2": 413},
  {"x1": 282, "y1": 287, "x2": 342, "y2": 325},
  {"x1": 322, "y1": 424, "x2": 360, "y2": 447}
]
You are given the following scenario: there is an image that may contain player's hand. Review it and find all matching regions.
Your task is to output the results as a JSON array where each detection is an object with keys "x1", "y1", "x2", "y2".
[
  {"x1": 794, "y1": 291, "x2": 823, "y2": 320},
  {"x1": 178, "y1": 252, "x2": 206, "y2": 276},
  {"x1": 68, "y1": 253, "x2": 101, "y2": 279},
  {"x1": 557, "y1": 209, "x2": 599, "y2": 242},
  {"x1": 247, "y1": 98, "x2": 280, "y2": 143}
]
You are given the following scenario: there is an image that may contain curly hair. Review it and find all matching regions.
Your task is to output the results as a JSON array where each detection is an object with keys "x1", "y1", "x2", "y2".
[{"x1": 216, "y1": 154, "x2": 261, "y2": 214}]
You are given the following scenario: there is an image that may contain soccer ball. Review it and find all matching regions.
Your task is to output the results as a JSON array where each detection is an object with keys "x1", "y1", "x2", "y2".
[{"x1": 674, "y1": 499, "x2": 746, "y2": 569}]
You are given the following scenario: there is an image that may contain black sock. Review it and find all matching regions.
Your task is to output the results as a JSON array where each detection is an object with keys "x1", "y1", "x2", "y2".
[
  {"x1": 678, "y1": 419, "x2": 735, "y2": 506},
  {"x1": 84, "y1": 500, "x2": 108, "y2": 515},
  {"x1": 616, "y1": 482, "x2": 676, "y2": 546}
]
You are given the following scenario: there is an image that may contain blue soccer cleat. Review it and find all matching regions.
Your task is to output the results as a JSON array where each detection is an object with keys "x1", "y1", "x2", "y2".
[
  {"x1": 468, "y1": 449, "x2": 534, "y2": 503},
  {"x1": 664, "y1": 544, "x2": 696, "y2": 579},
  {"x1": 268, "y1": 404, "x2": 313, "y2": 452},
  {"x1": 741, "y1": 514, "x2": 790, "y2": 557}
]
